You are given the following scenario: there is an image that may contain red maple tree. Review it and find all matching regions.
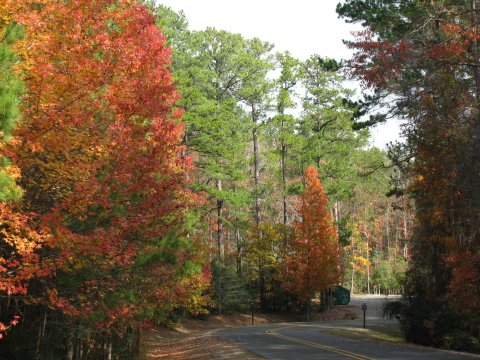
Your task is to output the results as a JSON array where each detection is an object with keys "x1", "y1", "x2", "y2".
[{"x1": 0, "y1": 0, "x2": 209, "y2": 338}]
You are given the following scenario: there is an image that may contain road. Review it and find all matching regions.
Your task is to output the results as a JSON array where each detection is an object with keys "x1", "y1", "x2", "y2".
[{"x1": 218, "y1": 295, "x2": 480, "y2": 359}]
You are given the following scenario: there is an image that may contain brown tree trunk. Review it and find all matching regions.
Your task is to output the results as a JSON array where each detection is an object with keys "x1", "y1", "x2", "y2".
[
  {"x1": 217, "y1": 180, "x2": 224, "y2": 261},
  {"x1": 217, "y1": 179, "x2": 224, "y2": 315},
  {"x1": 364, "y1": 203, "x2": 370, "y2": 294},
  {"x1": 236, "y1": 226, "x2": 242, "y2": 275},
  {"x1": 252, "y1": 105, "x2": 261, "y2": 228},
  {"x1": 281, "y1": 114, "x2": 288, "y2": 246},
  {"x1": 36, "y1": 311, "x2": 47, "y2": 360},
  {"x1": 351, "y1": 236, "x2": 355, "y2": 294},
  {"x1": 306, "y1": 299, "x2": 311, "y2": 321}
]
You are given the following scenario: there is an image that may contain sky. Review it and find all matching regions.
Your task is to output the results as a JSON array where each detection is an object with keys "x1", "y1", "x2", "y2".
[{"x1": 156, "y1": 0, "x2": 403, "y2": 149}]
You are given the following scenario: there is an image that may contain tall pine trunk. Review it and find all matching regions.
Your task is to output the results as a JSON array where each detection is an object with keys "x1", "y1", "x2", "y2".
[
  {"x1": 217, "y1": 179, "x2": 224, "y2": 315},
  {"x1": 252, "y1": 104, "x2": 261, "y2": 227},
  {"x1": 280, "y1": 114, "x2": 288, "y2": 245},
  {"x1": 364, "y1": 202, "x2": 370, "y2": 294}
]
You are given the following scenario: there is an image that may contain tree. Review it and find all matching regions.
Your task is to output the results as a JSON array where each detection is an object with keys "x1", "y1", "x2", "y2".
[
  {"x1": 272, "y1": 51, "x2": 301, "y2": 229},
  {"x1": 0, "y1": 20, "x2": 23, "y2": 202},
  {"x1": 343, "y1": 222, "x2": 370, "y2": 294},
  {"x1": 0, "y1": 205, "x2": 45, "y2": 340},
  {"x1": 238, "y1": 38, "x2": 274, "y2": 228},
  {"x1": 297, "y1": 55, "x2": 369, "y2": 200},
  {"x1": 338, "y1": 0, "x2": 480, "y2": 350},
  {"x1": 153, "y1": 11, "x2": 278, "y2": 313},
  {"x1": 283, "y1": 166, "x2": 342, "y2": 318},
  {"x1": 243, "y1": 222, "x2": 291, "y2": 310},
  {"x1": 1, "y1": 1, "x2": 209, "y2": 357},
  {"x1": 0, "y1": 10, "x2": 44, "y2": 341}
]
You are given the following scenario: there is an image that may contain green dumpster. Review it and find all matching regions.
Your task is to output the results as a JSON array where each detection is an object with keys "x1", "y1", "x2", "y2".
[{"x1": 333, "y1": 285, "x2": 350, "y2": 305}]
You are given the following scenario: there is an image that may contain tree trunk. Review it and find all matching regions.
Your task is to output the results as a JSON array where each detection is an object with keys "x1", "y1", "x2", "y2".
[
  {"x1": 217, "y1": 180, "x2": 224, "y2": 262},
  {"x1": 209, "y1": 210, "x2": 213, "y2": 246},
  {"x1": 386, "y1": 203, "x2": 391, "y2": 273},
  {"x1": 320, "y1": 289, "x2": 325, "y2": 311},
  {"x1": 259, "y1": 263, "x2": 265, "y2": 309},
  {"x1": 403, "y1": 212, "x2": 408, "y2": 259},
  {"x1": 216, "y1": 178, "x2": 224, "y2": 315},
  {"x1": 107, "y1": 337, "x2": 112, "y2": 360},
  {"x1": 306, "y1": 300, "x2": 311, "y2": 321},
  {"x1": 281, "y1": 114, "x2": 288, "y2": 245},
  {"x1": 472, "y1": 0, "x2": 480, "y2": 107},
  {"x1": 67, "y1": 332, "x2": 74, "y2": 360},
  {"x1": 252, "y1": 105, "x2": 261, "y2": 228},
  {"x1": 182, "y1": 132, "x2": 189, "y2": 181},
  {"x1": 236, "y1": 226, "x2": 242, "y2": 275},
  {"x1": 36, "y1": 311, "x2": 47, "y2": 360},
  {"x1": 135, "y1": 327, "x2": 142, "y2": 359},
  {"x1": 334, "y1": 202, "x2": 339, "y2": 222},
  {"x1": 364, "y1": 202, "x2": 370, "y2": 294},
  {"x1": 351, "y1": 237, "x2": 355, "y2": 294},
  {"x1": 72, "y1": 330, "x2": 79, "y2": 360}
]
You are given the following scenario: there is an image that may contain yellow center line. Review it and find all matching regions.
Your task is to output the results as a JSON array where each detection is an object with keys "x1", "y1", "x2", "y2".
[{"x1": 265, "y1": 326, "x2": 374, "y2": 360}]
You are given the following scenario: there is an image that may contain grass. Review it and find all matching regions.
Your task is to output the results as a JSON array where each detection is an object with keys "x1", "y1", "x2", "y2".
[{"x1": 325, "y1": 324, "x2": 405, "y2": 344}]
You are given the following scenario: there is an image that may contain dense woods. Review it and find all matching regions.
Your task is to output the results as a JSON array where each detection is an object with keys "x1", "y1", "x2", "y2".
[
  {"x1": 0, "y1": 0, "x2": 478, "y2": 358},
  {"x1": 338, "y1": 0, "x2": 480, "y2": 352}
]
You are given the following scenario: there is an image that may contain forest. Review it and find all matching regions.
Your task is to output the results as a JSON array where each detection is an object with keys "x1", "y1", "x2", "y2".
[{"x1": 0, "y1": 0, "x2": 478, "y2": 359}]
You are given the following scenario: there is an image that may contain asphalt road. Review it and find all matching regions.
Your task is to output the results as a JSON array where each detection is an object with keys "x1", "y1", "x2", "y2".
[{"x1": 218, "y1": 296, "x2": 480, "y2": 360}]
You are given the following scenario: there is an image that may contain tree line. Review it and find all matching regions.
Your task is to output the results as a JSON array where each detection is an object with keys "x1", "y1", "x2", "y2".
[
  {"x1": 0, "y1": 1, "x2": 412, "y2": 359},
  {"x1": 338, "y1": 0, "x2": 480, "y2": 353}
]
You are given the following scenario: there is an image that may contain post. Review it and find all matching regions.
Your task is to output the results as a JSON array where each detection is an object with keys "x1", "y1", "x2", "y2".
[
  {"x1": 362, "y1": 303, "x2": 367, "y2": 328},
  {"x1": 251, "y1": 302, "x2": 255, "y2": 325}
]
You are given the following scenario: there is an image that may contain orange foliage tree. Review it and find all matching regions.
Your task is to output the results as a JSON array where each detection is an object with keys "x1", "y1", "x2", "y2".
[
  {"x1": 0, "y1": 0, "x2": 209, "y2": 354},
  {"x1": 283, "y1": 166, "x2": 342, "y2": 307},
  {"x1": 0, "y1": 205, "x2": 45, "y2": 339}
]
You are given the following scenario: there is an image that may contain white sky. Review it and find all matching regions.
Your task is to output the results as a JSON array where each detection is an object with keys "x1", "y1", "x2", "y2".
[{"x1": 156, "y1": 0, "x2": 402, "y2": 149}]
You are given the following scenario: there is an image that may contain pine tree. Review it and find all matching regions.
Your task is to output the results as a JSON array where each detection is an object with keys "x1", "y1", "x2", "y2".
[{"x1": 0, "y1": 22, "x2": 23, "y2": 201}]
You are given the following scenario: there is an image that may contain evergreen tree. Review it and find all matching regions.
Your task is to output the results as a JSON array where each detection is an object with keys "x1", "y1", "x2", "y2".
[{"x1": 0, "y1": 22, "x2": 23, "y2": 201}]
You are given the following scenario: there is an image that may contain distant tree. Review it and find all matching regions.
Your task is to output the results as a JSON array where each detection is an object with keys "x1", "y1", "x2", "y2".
[
  {"x1": 243, "y1": 222, "x2": 291, "y2": 309},
  {"x1": 283, "y1": 166, "x2": 342, "y2": 318},
  {"x1": 272, "y1": 51, "x2": 301, "y2": 229},
  {"x1": 298, "y1": 55, "x2": 369, "y2": 201}
]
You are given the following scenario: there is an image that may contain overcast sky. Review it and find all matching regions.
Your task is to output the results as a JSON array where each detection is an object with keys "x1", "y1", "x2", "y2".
[{"x1": 156, "y1": 0, "x2": 402, "y2": 148}]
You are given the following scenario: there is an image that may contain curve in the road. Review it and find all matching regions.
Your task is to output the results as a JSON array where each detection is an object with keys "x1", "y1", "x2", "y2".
[{"x1": 266, "y1": 325, "x2": 373, "y2": 360}]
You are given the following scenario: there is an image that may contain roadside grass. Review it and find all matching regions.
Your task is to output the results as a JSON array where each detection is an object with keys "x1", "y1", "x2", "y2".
[{"x1": 325, "y1": 324, "x2": 405, "y2": 344}]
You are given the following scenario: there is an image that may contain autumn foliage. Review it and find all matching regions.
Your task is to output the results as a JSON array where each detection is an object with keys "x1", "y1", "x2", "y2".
[
  {"x1": 339, "y1": 0, "x2": 480, "y2": 350},
  {"x1": 0, "y1": 0, "x2": 435, "y2": 357},
  {"x1": 283, "y1": 166, "x2": 342, "y2": 304},
  {"x1": 0, "y1": 0, "x2": 209, "y2": 354}
]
